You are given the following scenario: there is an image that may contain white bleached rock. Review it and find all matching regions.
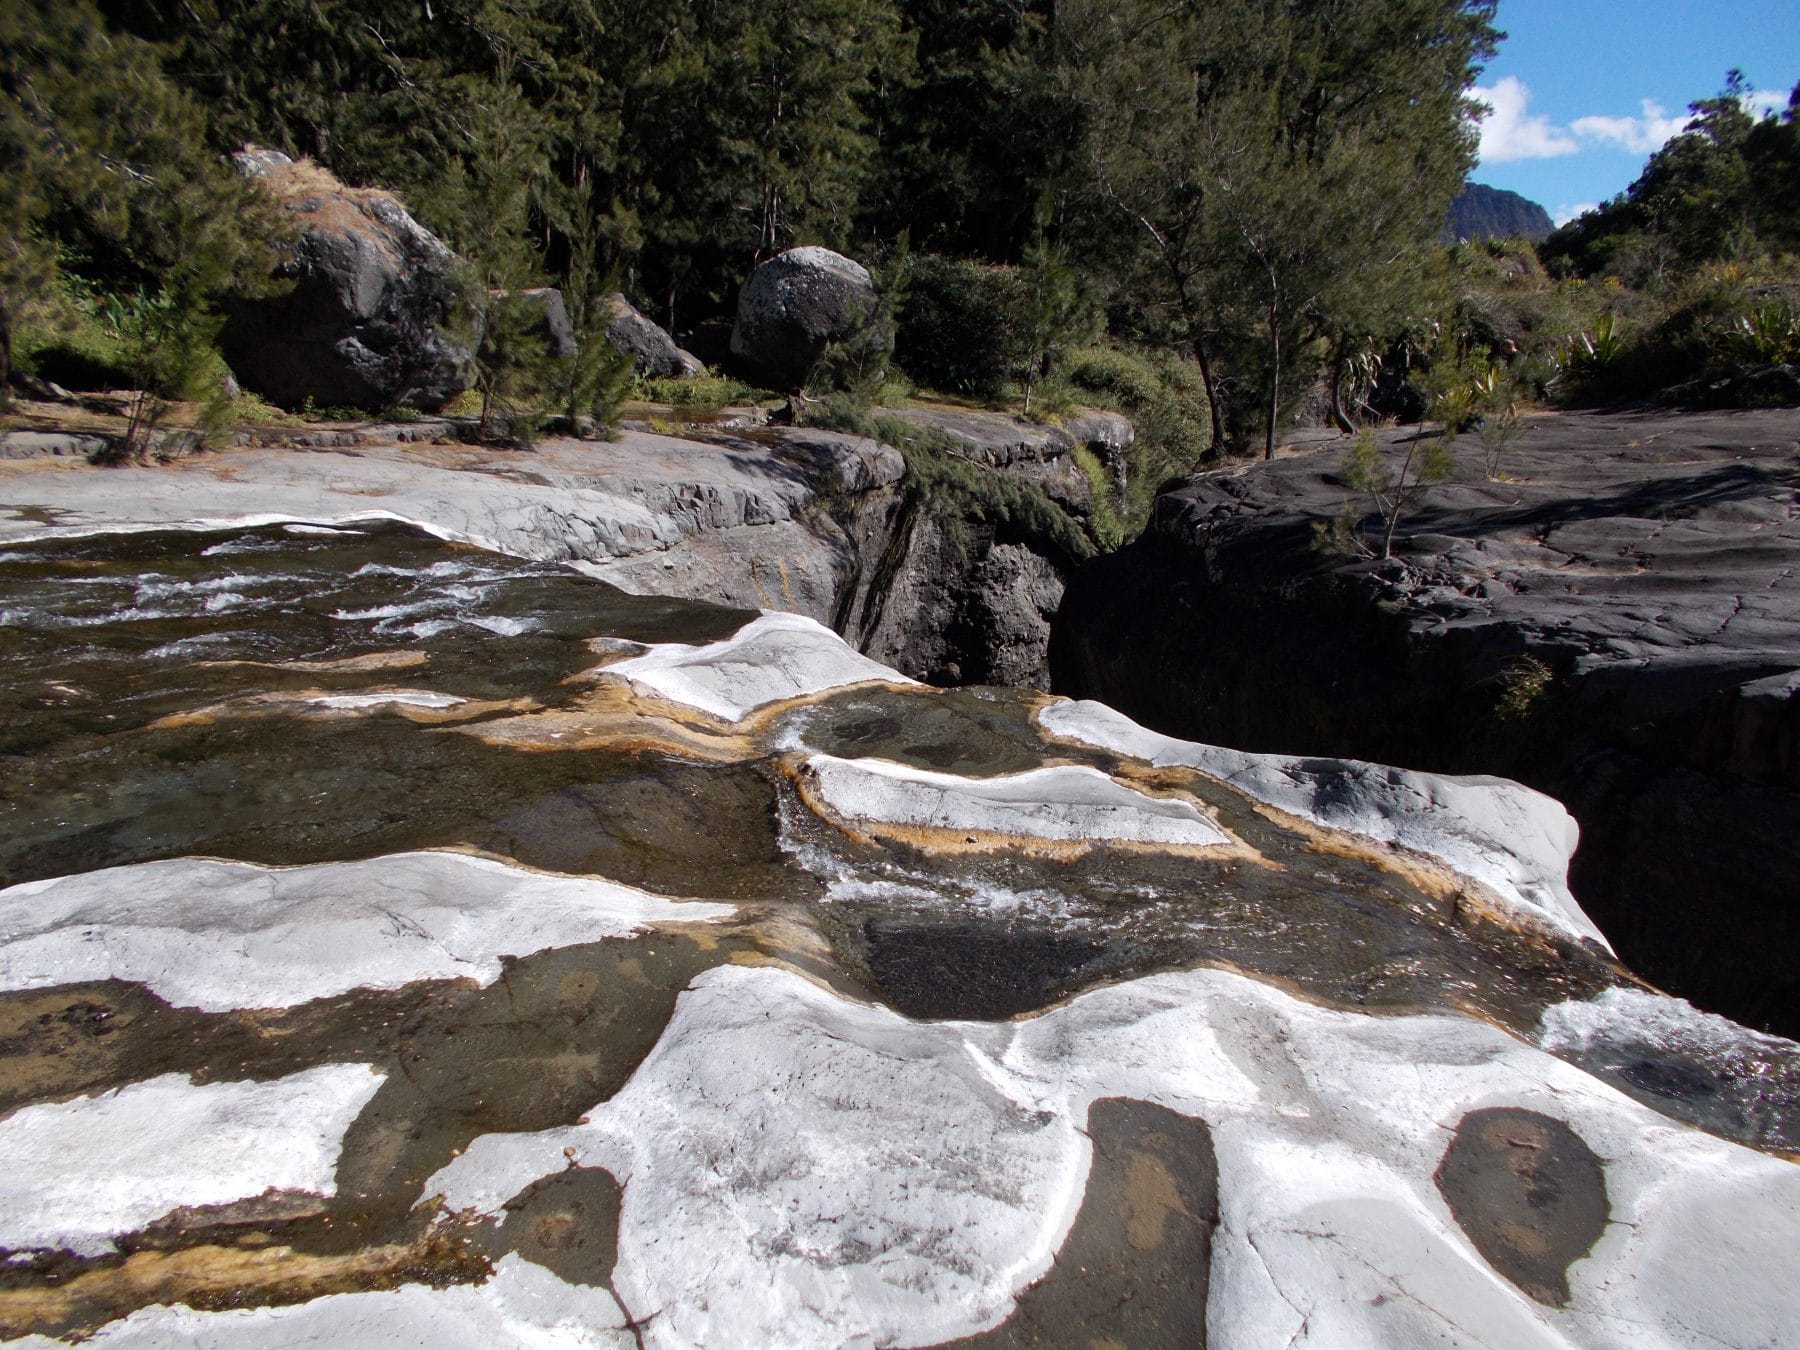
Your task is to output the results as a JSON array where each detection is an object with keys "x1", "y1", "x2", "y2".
[
  {"x1": 427, "y1": 962, "x2": 1800, "y2": 1349},
  {"x1": 0, "y1": 1065, "x2": 384, "y2": 1257},
  {"x1": 306, "y1": 690, "x2": 468, "y2": 710},
  {"x1": 1038, "y1": 698, "x2": 1605, "y2": 948},
  {"x1": 602, "y1": 612, "x2": 914, "y2": 721},
  {"x1": 1, "y1": 1254, "x2": 632, "y2": 1348},
  {"x1": 801, "y1": 753, "x2": 1235, "y2": 850},
  {"x1": 427, "y1": 965, "x2": 1090, "y2": 1348},
  {"x1": 0, "y1": 852, "x2": 734, "y2": 1013}
]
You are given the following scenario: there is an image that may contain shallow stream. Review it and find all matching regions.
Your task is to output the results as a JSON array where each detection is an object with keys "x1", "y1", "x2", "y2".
[{"x1": 2, "y1": 519, "x2": 1796, "y2": 1339}]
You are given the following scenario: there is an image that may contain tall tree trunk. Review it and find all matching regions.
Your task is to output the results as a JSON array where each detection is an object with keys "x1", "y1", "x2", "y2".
[
  {"x1": 0, "y1": 302, "x2": 11, "y2": 412},
  {"x1": 1170, "y1": 272, "x2": 1227, "y2": 455},
  {"x1": 1329, "y1": 347, "x2": 1355, "y2": 433},
  {"x1": 1263, "y1": 300, "x2": 1280, "y2": 461},
  {"x1": 1195, "y1": 339, "x2": 1226, "y2": 455}
]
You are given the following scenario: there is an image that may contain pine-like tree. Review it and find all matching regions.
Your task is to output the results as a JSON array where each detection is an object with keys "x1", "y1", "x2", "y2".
[
  {"x1": 1057, "y1": 0, "x2": 1497, "y2": 456},
  {"x1": 1, "y1": 0, "x2": 285, "y2": 408}
]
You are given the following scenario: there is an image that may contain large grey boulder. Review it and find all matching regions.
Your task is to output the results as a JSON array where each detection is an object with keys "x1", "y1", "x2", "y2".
[
  {"x1": 219, "y1": 149, "x2": 472, "y2": 412},
  {"x1": 730, "y1": 247, "x2": 888, "y2": 392},
  {"x1": 606, "y1": 294, "x2": 703, "y2": 379},
  {"x1": 503, "y1": 288, "x2": 578, "y2": 361}
]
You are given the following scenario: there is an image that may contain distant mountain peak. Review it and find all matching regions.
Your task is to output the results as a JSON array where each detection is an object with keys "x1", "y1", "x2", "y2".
[{"x1": 1443, "y1": 183, "x2": 1554, "y2": 244}]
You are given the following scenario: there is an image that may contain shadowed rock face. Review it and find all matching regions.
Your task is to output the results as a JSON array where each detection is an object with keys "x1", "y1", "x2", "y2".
[
  {"x1": 1053, "y1": 407, "x2": 1800, "y2": 1035},
  {"x1": 1, "y1": 518, "x2": 1797, "y2": 1346},
  {"x1": 605, "y1": 293, "x2": 703, "y2": 379}
]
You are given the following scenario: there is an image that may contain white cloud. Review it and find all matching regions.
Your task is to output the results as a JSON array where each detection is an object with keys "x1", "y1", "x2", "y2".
[
  {"x1": 1747, "y1": 89, "x2": 1790, "y2": 119},
  {"x1": 1570, "y1": 100, "x2": 1695, "y2": 154},
  {"x1": 1473, "y1": 77, "x2": 1579, "y2": 162},
  {"x1": 1475, "y1": 84, "x2": 1792, "y2": 172},
  {"x1": 1555, "y1": 203, "x2": 1598, "y2": 228}
]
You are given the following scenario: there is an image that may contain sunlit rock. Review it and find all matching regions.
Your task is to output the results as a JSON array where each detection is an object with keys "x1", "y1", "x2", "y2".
[
  {"x1": 1, "y1": 517, "x2": 1796, "y2": 1348},
  {"x1": 0, "y1": 853, "x2": 733, "y2": 1012},
  {"x1": 0, "y1": 1066, "x2": 383, "y2": 1257},
  {"x1": 1039, "y1": 697, "x2": 1605, "y2": 947},
  {"x1": 602, "y1": 611, "x2": 916, "y2": 722},
  {"x1": 428, "y1": 963, "x2": 1800, "y2": 1348},
  {"x1": 796, "y1": 753, "x2": 1243, "y2": 857}
]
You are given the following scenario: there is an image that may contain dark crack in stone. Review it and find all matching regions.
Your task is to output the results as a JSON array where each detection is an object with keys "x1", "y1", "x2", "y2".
[
  {"x1": 948, "y1": 1099, "x2": 1216, "y2": 1347},
  {"x1": 1434, "y1": 1107, "x2": 1609, "y2": 1306},
  {"x1": 861, "y1": 921, "x2": 1109, "y2": 1020}
]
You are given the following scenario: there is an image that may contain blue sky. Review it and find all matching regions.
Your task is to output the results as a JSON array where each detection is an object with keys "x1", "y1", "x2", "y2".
[{"x1": 1472, "y1": 0, "x2": 1800, "y2": 224}]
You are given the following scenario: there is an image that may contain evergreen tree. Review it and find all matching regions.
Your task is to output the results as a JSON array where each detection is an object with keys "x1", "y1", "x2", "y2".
[
  {"x1": 1057, "y1": 0, "x2": 1497, "y2": 455},
  {"x1": 626, "y1": 0, "x2": 909, "y2": 320},
  {"x1": 1, "y1": 0, "x2": 283, "y2": 404},
  {"x1": 866, "y1": 0, "x2": 1076, "y2": 261},
  {"x1": 1545, "y1": 73, "x2": 1800, "y2": 282}
]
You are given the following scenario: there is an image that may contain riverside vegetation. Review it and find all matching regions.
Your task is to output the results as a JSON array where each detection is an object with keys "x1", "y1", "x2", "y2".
[{"x1": 2, "y1": 2, "x2": 1797, "y2": 524}]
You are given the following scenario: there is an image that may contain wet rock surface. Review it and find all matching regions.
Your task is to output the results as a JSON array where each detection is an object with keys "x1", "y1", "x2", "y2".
[
  {"x1": 0, "y1": 408, "x2": 1081, "y2": 688},
  {"x1": 951, "y1": 1099, "x2": 1216, "y2": 1348},
  {"x1": 1054, "y1": 406, "x2": 1800, "y2": 1034},
  {"x1": 1435, "y1": 1107, "x2": 1609, "y2": 1307},
  {"x1": 0, "y1": 518, "x2": 1796, "y2": 1345}
]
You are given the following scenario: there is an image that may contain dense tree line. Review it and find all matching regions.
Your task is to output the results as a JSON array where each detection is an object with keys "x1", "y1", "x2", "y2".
[
  {"x1": 1545, "y1": 73, "x2": 1800, "y2": 285},
  {"x1": 6, "y1": 0, "x2": 1501, "y2": 450}
]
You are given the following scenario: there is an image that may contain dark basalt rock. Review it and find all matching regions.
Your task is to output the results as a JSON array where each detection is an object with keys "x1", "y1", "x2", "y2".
[
  {"x1": 823, "y1": 405, "x2": 1126, "y2": 688},
  {"x1": 860, "y1": 921, "x2": 1109, "y2": 1020},
  {"x1": 1052, "y1": 407, "x2": 1800, "y2": 1034},
  {"x1": 730, "y1": 246, "x2": 889, "y2": 392},
  {"x1": 219, "y1": 148, "x2": 472, "y2": 412},
  {"x1": 1435, "y1": 1107, "x2": 1608, "y2": 1306}
]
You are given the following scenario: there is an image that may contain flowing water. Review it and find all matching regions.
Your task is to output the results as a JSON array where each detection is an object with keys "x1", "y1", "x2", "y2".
[{"x1": 2, "y1": 520, "x2": 1796, "y2": 1338}]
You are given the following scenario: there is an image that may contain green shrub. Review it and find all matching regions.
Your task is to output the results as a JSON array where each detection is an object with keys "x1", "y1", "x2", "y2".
[
  {"x1": 1071, "y1": 444, "x2": 1127, "y2": 551},
  {"x1": 12, "y1": 275, "x2": 135, "y2": 390},
  {"x1": 894, "y1": 255, "x2": 1034, "y2": 397},
  {"x1": 635, "y1": 372, "x2": 771, "y2": 408},
  {"x1": 1060, "y1": 344, "x2": 1213, "y2": 540},
  {"x1": 1725, "y1": 298, "x2": 1800, "y2": 364},
  {"x1": 1548, "y1": 263, "x2": 1800, "y2": 404},
  {"x1": 797, "y1": 396, "x2": 1095, "y2": 564}
]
